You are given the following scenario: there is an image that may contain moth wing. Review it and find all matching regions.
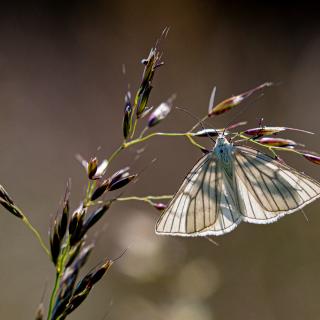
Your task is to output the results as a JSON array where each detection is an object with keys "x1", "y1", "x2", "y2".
[
  {"x1": 156, "y1": 153, "x2": 242, "y2": 236},
  {"x1": 234, "y1": 146, "x2": 320, "y2": 224}
]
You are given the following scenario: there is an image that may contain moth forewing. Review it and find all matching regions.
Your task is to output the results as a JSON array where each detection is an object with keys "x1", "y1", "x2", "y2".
[
  {"x1": 156, "y1": 137, "x2": 242, "y2": 236},
  {"x1": 155, "y1": 154, "x2": 213, "y2": 235}
]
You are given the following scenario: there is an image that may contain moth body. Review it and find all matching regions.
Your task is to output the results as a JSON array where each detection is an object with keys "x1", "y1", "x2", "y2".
[{"x1": 156, "y1": 133, "x2": 320, "y2": 237}]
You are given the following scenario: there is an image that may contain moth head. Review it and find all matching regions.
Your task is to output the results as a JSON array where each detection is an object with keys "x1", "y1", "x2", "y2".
[{"x1": 215, "y1": 134, "x2": 230, "y2": 151}]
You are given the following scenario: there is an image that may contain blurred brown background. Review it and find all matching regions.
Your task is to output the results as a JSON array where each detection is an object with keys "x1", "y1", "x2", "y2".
[{"x1": 1, "y1": 1, "x2": 320, "y2": 319}]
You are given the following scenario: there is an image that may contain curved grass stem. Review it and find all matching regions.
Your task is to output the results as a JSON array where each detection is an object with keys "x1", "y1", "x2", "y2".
[
  {"x1": 117, "y1": 195, "x2": 173, "y2": 203},
  {"x1": 106, "y1": 131, "x2": 205, "y2": 166},
  {"x1": 47, "y1": 272, "x2": 59, "y2": 320},
  {"x1": 116, "y1": 195, "x2": 172, "y2": 207},
  {"x1": 22, "y1": 215, "x2": 50, "y2": 256}
]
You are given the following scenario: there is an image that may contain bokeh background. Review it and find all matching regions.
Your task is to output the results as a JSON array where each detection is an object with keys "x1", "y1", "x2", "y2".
[{"x1": 0, "y1": 1, "x2": 320, "y2": 319}]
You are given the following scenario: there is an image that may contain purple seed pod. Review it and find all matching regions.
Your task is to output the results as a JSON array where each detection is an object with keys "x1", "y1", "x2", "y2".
[
  {"x1": 209, "y1": 82, "x2": 272, "y2": 116},
  {"x1": 245, "y1": 126, "x2": 286, "y2": 136},
  {"x1": 256, "y1": 137, "x2": 297, "y2": 148},
  {"x1": 245, "y1": 126, "x2": 314, "y2": 137},
  {"x1": 153, "y1": 202, "x2": 167, "y2": 211},
  {"x1": 303, "y1": 153, "x2": 320, "y2": 165}
]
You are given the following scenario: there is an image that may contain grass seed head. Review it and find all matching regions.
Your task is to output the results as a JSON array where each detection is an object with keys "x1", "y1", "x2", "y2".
[
  {"x1": 123, "y1": 91, "x2": 133, "y2": 139},
  {"x1": 69, "y1": 205, "x2": 86, "y2": 246},
  {"x1": 108, "y1": 174, "x2": 136, "y2": 191},
  {"x1": 136, "y1": 83, "x2": 153, "y2": 118},
  {"x1": 65, "y1": 240, "x2": 85, "y2": 268},
  {"x1": 256, "y1": 137, "x2": 297, "y2": 148},
  {"x1": 90, "y1": 260, "x2": 113, "y2": 285},
  {"x1": 148, "y1": 101, "x2": 172, "y2": 127},
  {"x1": 72, "y1": 243, "x2": 94, "y2": 270},
  {"x1": 82, "y1": 204, "x2": 110, "y2": 234},
  {"x1": 0, "y1": 199, "x2": 23, "y2": 219},
  {"x1": 50, "y1": 223, "x2": 61, "y2": 266},
  {"x1": 87, "y1": 157, "x2": 98, "y2": 180},
  {"x1": 209, "y1": 82, "x2": 272, "y2": 116},
  {"x1": 64, "y1": 287, "x2": 91, "y2": 316},
  {"x1": 0, "y1": 185, "x2": 14, "y2": 204}
]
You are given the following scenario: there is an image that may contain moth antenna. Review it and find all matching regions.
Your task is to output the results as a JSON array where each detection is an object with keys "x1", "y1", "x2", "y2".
[
  {"x1": 223, "y1": 91, "x2": 268, "y2": 136},
  {"x1": 175, "y1": 106, "x2": 217, "y2": 143}
]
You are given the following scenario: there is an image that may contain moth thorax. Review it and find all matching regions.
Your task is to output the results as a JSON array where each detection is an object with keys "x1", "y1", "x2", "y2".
[{"x1": 214, "y1": 137, "x2": 233, "y2": 164}]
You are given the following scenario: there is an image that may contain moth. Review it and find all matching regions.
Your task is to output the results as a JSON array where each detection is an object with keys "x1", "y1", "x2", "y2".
[{"x1": 156, "y1": 134, "x2": 320, "y2": 236}]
